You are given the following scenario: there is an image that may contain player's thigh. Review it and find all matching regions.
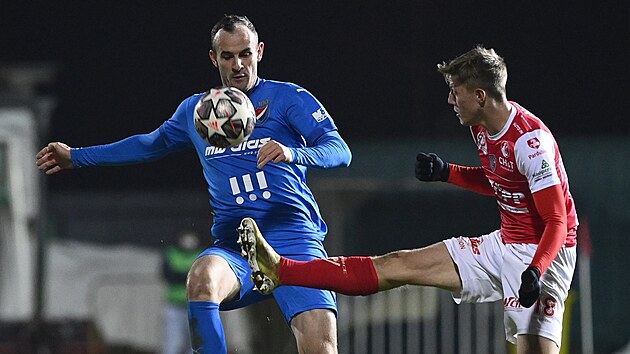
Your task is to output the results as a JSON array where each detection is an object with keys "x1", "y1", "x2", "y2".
[
  {"x1": 187, "y1": 252, "x2": 241, "y2": 302},
  {"x1": 517, "y1": 334, "x2": 559, "y2": 354},
  {"x1": 373, "y1": 241, "x2": 461, "y2": 291},
  {"x1": 291, "y1": 308, "x2": 338, "y2": 353}
]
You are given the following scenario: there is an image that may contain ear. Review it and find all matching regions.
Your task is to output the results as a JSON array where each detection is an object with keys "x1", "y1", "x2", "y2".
[
  {"x1": 257, "y1": 42, "x2": 265, "y2": 62},
  {"x1": 209, "y1": 50, "x2": 218, "y2": 68},
  {"x1": 475, "y1": 88, "x2": 487, "y2": 107}
]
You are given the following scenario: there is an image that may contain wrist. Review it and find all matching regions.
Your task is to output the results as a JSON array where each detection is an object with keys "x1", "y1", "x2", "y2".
[
  {"x1": 440, "y1": 162, "x2": 450, "y2": 182},
  {"x1": 527, "y1": 266, "x2": 541, "y2": 277}
]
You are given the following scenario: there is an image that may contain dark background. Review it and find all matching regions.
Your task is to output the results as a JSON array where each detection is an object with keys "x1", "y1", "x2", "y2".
[{"x1": 1, "y1": 1, "x2": 628, "y2": 191}]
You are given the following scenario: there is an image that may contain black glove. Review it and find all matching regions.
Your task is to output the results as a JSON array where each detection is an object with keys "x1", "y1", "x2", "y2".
[
  {"x1": 518, "y1": 266, "x2": 541, "y2": 308},
  {"x1": 415, "y1": 152, "x2": 450, "y2": 182}
]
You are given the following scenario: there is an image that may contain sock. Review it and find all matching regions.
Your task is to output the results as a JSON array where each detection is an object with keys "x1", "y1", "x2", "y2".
[
  {"x1": 188, "y1": 301, "x2": 226, "y2": 354},
  {"x1": 279, "y1": 256, "x2": 379, "y2": 296}
]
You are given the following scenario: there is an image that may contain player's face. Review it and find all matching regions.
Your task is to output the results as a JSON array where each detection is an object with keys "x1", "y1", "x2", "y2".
[
  {"x1": 447, "y1": 79, "x2": 484, "y2": 127},
  {"x1": 210, "y1": 25, "x2": 264, "y2": 93}
]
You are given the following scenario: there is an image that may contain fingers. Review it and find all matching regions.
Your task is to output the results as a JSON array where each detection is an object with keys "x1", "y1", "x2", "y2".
[
  {"x1": 35, "y1": 151, "x2": 60, "y2": 174},
  {"x1": 416, "y1": 152, "x2": 431, "y2": 162},
  {"x1": 257, "y1": 152, "x2": 274, "y2": 169},
  {"x1": 415, "y1": 153, "x2": 434, "y2": 173},
  {"x1": 35, "y1": 145, "x2": 50, "y2": 160},
  {"x1": 35, "y1": 142, "x2": 71, "y2": 174},
  {"x1": 257, "y1": 141, "x2": 291, "y2": 169}
]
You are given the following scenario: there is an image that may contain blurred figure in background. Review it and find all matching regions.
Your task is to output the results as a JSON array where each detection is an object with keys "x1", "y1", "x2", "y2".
[{"x1": 161, "y1": 229, "x2": 204, "y2": 354}]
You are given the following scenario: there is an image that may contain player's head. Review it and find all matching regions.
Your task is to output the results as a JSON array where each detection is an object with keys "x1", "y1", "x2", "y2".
[
  {"x1": 437, "y1": 46, "x2": 508, "y2": 126},
  {"x1": 437, "y1": 45, "x2": 507, "y2": 99},
  {"x1": 209, "y1": 14, "x2": 264, "y2": 93}
]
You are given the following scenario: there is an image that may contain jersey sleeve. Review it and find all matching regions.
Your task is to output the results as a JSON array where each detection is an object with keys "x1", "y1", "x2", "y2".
[
  {"x1": 514, "y1": 130, "x2": 561, "y2": 193},
  {"x1": 529, "y1": 184, "x2": 568, "y2": 274},
  {"x1": 515, "y1": 129, "x2": 567, "y2": 274},
  {"x1": 447, "y1": 164, "x2": 495, "y2": 196},
  {"x1": 157, "y1": 95, "x2": 198, "y2": 148},
  {"x1": 71, "y1": 97, "x2": 195, "y2": 168},
  {"x1": 289, "y1": 130, "x2": 351, "y2": 169},
  {"x1": 284, "y1": 86, "x2": 339, "y2": 145}
]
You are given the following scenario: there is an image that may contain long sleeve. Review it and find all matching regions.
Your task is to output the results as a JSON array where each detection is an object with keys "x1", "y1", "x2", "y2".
[
  {"x1": 447, "y1": 164, "x2": 495, "y2": 196},
  {"x1": 288, "y1": 130, "x2": 351, "y2": 169},
  {"x1": 71, "y1": 128, "x2": 181, "y2": 168},
  {"x1": 529, "y1": 184, "x2": 568, "y2": 274}
]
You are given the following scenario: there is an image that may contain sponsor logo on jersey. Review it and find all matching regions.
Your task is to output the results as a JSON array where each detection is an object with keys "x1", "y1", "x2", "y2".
[
  {"x1": 311, "y1": 107, "x2": 330, "y2": 123},
  {"x1": 229, "y1": 171, "x2": 272, "y2": 204},
  {"x1": 532, "y1": 159, "x2": 553, "y2": 183},
  {"x1": 527, "y1": 137, "x2": 541, "y2": 149},
  {"x1": 489, "y1": 180, "x2": 526, "y2": 205},
  {"x1": 476, "y1": 131, "x2": 487, "y2": 155},
  {"x1": 527, "y1": 149, "x2": 547, "y2": 160},
  {"x1": 500, "y1": 141, "x2": 510, "y2": 158},
  {"x1": 204, "y1": 137, "x2": 271, "y2": 157},
  {"x1": 499, "y1": 156, "x2": 514, "y2": 172},
  {"x1": 498, "y1": 142, "x2": 514, "y2": 172},
  {"x1": 498, "y1": 202, "x2": 528, "y2": 214}
]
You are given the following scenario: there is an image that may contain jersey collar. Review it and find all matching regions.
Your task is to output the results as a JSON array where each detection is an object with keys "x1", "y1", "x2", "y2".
[{"x1": 488, "y1": 103, "x2": 517, "y2": 140}]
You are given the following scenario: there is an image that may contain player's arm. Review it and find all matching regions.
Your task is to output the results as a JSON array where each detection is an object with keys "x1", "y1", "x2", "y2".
[
  {"x1": 518, "y1": 184, "x2": 567, "y2": 307},
  {"x1": 257, "y1": 130, "x2": 351, "y2": 170},
  {"x1": 257, "y1": 131, "x2": 351, "y2": 169},
  {"x1": 530, "y1": 184, "x2": 568, "y2": 274},
  {"x1": 36, "y1": 129, "x2": 177, "y2": 175},
  {"x1": 36, "y1": 97, "x2": 194, "y2": 174},
  {"x1": 415, "y1": 152, "x2": 494, "y2": 196},
  {"x1": 71, "y1": 128, "x2": 177, "y2": 167},
  {"x1": 514, "y1": 129, "x2": 568, "y2": 307}
]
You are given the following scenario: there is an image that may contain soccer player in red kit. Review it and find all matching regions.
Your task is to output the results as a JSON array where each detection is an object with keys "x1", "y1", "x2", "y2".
[{"x1": 238, "y1": 45, "x2": 578, "y2": 354}]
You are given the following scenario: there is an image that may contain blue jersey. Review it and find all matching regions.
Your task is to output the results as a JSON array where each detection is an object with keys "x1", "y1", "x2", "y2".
[{"x1": 73, "y1": 78, "x2": 350, "y2": 251}]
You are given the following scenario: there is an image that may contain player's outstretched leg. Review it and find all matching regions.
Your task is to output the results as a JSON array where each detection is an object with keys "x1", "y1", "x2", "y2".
[{"x1": 237, "y1": 217, "x2": 281, "y2": 295}]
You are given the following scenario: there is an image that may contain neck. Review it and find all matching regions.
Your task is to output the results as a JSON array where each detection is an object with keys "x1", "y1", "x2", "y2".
[{"x1": 483, "y1": 99, "x2": 511, "y2": 135}]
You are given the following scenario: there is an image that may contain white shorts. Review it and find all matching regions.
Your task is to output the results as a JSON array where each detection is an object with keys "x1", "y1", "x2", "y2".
[{"x1": 443, "y1": 230, "x2": 576, "y2": 346}]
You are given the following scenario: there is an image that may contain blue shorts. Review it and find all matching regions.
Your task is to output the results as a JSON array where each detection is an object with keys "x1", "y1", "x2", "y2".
[{"x1": 198, "y1": 240, "x2": 337, "y2": 325}]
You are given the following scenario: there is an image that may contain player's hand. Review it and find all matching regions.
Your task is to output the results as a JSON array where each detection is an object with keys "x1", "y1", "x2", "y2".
[
  {"x1": 518, "y1": 266, "x2": 541, "y2": 308},
  {"x1": 35, "y1": 142, "x2": 74, "y2": 175},
  {"x1": 415, "y1": 152, "x2": 450, "y2": 182},
  {"x1": 257, "y1": 140, "x2": 293, "y2": 169}
]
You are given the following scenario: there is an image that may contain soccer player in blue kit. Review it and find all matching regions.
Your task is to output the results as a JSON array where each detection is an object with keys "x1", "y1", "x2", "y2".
[{"x1": 35, "y1": 14, "x2": 351, "y2": 354}]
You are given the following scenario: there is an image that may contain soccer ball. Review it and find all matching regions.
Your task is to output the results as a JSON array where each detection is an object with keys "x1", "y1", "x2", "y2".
[{"x1": 194, "y1": 86, "x2": 256, "y2": 148}]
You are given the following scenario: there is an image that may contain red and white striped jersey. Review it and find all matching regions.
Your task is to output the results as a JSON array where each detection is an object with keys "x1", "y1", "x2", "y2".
[{"x1": 470, "y1": 101, "x2": 577, "y2": 246}]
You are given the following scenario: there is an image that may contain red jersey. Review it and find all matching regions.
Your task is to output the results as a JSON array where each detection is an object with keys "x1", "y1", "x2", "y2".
[{"x1": 470, "y1": 102, "x2": 577, "y2": 246}]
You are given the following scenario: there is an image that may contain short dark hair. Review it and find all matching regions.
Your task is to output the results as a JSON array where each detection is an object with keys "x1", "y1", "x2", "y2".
[
  {"x1": 437, "y1": 45, "x2": 508, "y2": 99},
  {"x1": 210, "y1": 14, "x2": 258, "y2": 51}
]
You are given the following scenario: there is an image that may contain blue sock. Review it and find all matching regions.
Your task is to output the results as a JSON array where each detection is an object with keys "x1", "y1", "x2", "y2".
[{"x1": 188, "y1": 301, "x2": 226, "y2": 354}]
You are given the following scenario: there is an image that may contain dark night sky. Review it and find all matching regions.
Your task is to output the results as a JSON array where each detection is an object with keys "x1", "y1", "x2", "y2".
[{"x1": 1, "y1": 1, "x2": 628, "y2": 190}]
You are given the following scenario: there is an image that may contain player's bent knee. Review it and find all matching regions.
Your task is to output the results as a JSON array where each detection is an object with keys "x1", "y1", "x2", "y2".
[{"x1": 186, "y1": 256, "x2": 240, "y2": 302}]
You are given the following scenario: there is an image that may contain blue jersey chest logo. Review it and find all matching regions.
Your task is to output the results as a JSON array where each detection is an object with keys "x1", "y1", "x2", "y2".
[{"x1": 204, "y1": 137, "x2": 271, "y2": 159}]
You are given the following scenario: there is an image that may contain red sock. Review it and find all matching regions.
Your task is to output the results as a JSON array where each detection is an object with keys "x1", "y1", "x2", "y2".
[{"x1": 279, "y1": 256, "x2": 379, "y2": 296}]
